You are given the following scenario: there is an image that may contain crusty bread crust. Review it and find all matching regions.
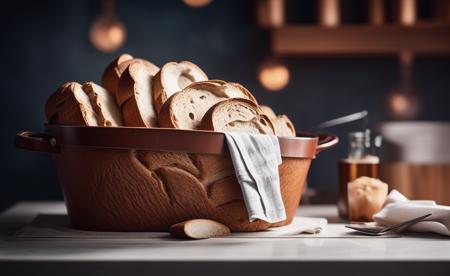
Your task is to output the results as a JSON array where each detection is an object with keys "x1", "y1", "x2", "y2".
[
  {"x1": 45, "y1": 82, "x2": 71, "y2": 123},
  {"x1": 118, "y1": 62, "x2": 159, "y2": 127},
  {"x1": 101, "y1": 54, "x2": 134, "y2": 96},
  {"x1": 152, "y1": 61, "x2": 208, "y2": 114},
  {"x1": 200, "y1": 98, "x2": 275, "y2": 135},
  {"x1": 273, "y1": 114, "x2": 296, "y2": 137},
  {"x1": 83, "y1": 82, "x2": 123, "y2": 127},
  {"x1": 260, "y1": 105, "x2": 277, "y2": 119},
  {"x1": 57, "y1": 82, "x2": 98, "y2": 126}
]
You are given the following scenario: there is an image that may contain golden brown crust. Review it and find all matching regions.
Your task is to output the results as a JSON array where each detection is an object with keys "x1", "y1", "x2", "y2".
[
  {"x1": 260, "y1": 105, "x2": 277, "y2": 119},
  {"x1": 227, "y1": 82, "x2": 258, "y2": 104},
  {"x1": 157, "y1": 92, "x2": 179, "y2": 128},
  {"x1": 57, "y1": 82, "x2": 98, "y2": 126},
  {"x1": 45, "y1": 82, "x2": 71, "y2": 123},
  {"x1": 151, "y1": 70, "x2": 165, "y2": 114},
  {"x1": 101, "y1": 53, "x2": 134, "y2": 96},
  {"x1": 276, "y1": 114, "x2": 296, "y2": 137}
]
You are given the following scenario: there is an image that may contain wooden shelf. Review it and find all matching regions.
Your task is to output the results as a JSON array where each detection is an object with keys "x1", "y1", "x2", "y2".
[{"x1": 272, "y1": 25, "x2": 450, "y2": 55}]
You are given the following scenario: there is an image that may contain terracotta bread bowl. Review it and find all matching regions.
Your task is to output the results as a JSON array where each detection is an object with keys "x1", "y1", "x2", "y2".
[{"x1": 15, "y1": 125, "x2": 338, "y2": 232}]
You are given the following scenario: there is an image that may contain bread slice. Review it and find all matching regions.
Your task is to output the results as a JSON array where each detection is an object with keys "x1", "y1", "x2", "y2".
[
  {"x1": 101, "y1": 53, "x2": 134, "y2": 96},
  {"x1": 152, "y1": 61, "x2": 208, "y2": 114},
  {"x1": 56, "y1": 82, "x2": 99, "y2": 126},
  {"x1": 272, "y1": 114, "x2": 296, "y2": 137},
  {"x1": 259, "y1": 105, "x2": 296, "y2": 137},
  {"x1": 82, "y1": 82, "x2": 123, "y2": 126},
  {"x1": 158, "y1": 81, "x2": 256, "y2": 129},
  {"x1": 45, "y1": 82, "x2": 71, "y2": 123},
  {"x1": 169, "y1": 219, "x2": 231, "y2": 239},
  {"x1": 118, "y1": 62, "x2": 159, "y2": 127},
  {"x1": 200, "y1": 98, "x2": 275, "y2": 134},
  {"x1": 260, "y1": 105, "x2": 277, "y2": 119}
]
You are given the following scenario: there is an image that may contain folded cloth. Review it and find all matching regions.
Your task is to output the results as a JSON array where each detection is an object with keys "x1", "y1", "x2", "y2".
[
  {"x1": 224, "y1": 132, "x2": 286, "y2": 223},
  {"x1": 373, "y1": 190, "x2": 450, "y2": 236}
]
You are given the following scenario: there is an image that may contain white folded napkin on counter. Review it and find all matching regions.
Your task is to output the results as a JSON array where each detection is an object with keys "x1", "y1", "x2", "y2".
[
  {"x1": 224, "y1": 132, "x2": 286, "y2": 223},
  {"x1": 373, "y1": 190, "x2": 450, "y2": 236}
]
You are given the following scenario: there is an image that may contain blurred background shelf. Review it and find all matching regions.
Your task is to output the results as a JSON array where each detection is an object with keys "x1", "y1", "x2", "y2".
[{"x1": 272, "y1": 25, "x2": 450, "y2": 55}]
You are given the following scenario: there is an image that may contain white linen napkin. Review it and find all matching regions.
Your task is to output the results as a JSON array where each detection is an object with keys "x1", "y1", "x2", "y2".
[
  {"x1": 373, "y1": 190, "x2": 450, "y2": 236},
  {"x1": 224, "y1": 132, "x2": 286, "y2": 223}
]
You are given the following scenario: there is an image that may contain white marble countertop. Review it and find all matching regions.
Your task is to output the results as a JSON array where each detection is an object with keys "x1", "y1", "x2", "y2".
[{"x1": 0, "y1": 201, "x2": 449, "y2": 275}]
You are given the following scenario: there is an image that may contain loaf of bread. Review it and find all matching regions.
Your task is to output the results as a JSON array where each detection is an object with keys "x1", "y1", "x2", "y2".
[
  {"x1": 348, "y1": 176, "x2": 388, "y2": 222},
  {"x1": 169, "y1": 219, "x2": 230, "y2": 239},
  {"x1": 152, "y1": 61, "x2": 208, "y2": 114},
  {"x1": 158, "y1": 81, "x2": 256, "y2": 129},
  {"x1": 200, "y1": 98, "x2": 275, "y2": 134}
]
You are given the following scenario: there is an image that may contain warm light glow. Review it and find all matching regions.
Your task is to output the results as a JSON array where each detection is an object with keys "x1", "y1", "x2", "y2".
[
  {"x1": 319, "y1": 0, "x2": 340, "y2": 27},
  {"x1": 258, "y1": 62, "x2": 290, "y2": 91},
  {"x1": 183, "y1": 0, "x2": 212, "y2": 8},
  {"x1": 399, "y1": 0, "x2": 416, "y2": 26},
  {"x1": 388, "y1": 92, "x2": 420, "y2": 119},
  {"x1": 90, "y1": 17, "x2": 126, "y2": 52}
]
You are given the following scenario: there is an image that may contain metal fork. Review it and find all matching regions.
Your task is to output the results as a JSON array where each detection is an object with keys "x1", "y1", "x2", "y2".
[{"x1": 345, "y1": 213, "x2": 432, "y2": 236}]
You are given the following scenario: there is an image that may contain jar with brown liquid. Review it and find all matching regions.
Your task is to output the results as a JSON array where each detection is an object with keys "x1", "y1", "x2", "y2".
[{"x1": 338, "y1": 131, "x2": 379, "y2": 219}]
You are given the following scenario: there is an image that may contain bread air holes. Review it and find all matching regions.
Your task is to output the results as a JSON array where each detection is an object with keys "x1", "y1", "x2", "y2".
[
  {"x1": 189, "y1": 112, "x2": 195, "y2": 120},
  {"x1": 199, "y1": 95, "x2": 206, "y2": 100}
]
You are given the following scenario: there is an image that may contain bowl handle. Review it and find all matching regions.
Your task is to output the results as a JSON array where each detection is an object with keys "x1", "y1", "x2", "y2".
[
  {"x1": 15, "y1": 131, "x2": 60, "y2": 153},
  {"x1": 315, "y1": 134, "x2": 339, "y2": 155}
]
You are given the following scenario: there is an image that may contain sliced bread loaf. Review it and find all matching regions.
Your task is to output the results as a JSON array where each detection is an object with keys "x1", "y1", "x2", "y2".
[
  {"x1": 158, "y1": 81, "x2": 256, "y2": 129},
  {"x1": 169, "y1": 219, "x2": 231, "y2": 239},
  {"x1": 82, "y1": 82, "x2": 123, "y2": 126},
  {"x1": 200, "y1": 98, "x2": 275, "y2": 134},
  {"x1": 152, "y1": 61, "x2": 208, "y2": 114},
  {"x1": 117, "y1": 62, "x2": 159, "y2": 127}
]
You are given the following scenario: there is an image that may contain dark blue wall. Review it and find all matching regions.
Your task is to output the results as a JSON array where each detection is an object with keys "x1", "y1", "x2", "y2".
[{"x1": 1, "y1": 0, "x2": 449, "y2": 210}]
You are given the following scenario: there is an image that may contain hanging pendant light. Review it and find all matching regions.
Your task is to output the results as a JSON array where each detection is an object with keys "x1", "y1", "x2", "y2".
[
  {"x1": 387, "y1": 51, "x2": 421, "y2": 119},
  {"x1": 258, "y1": 59, "x2": 290, "y2": 92},
  {"x1": 90, "y1": 0, "x2": 127, "y2": 53},
  {"x1": 183, "y1": 0, "x2": 212, "y2": 8}
]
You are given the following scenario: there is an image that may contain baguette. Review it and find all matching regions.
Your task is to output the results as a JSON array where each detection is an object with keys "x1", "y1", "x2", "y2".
[
  {"x1": 169, "y1": 219, "x2": 231, "y2": 239},
  {"x1": 82, "y1": 82, "x2": 123, "y2": 126},
  {"x1": 158, "y1": 81, "x2": 256, "y2": 129},
  {"x1": 152, "y1": 61, "x2": 208, "y2": 114},
  {"x1": 117, "y1": 62, "x2": 159, "y2": 127},
  {"x1": 200, "y1": 98, "x2": 275, "y2": 134}
]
